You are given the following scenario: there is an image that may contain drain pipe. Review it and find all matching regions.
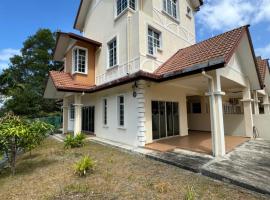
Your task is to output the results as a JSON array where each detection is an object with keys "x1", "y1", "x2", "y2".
[{"x1": 202, "y1": 71, "x2": 217, "y2": 156}]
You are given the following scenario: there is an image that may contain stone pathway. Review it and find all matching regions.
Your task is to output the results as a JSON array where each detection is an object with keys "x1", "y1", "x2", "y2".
[{"x1": 201, "y1": 139, "x2": 270, "y2": 195}]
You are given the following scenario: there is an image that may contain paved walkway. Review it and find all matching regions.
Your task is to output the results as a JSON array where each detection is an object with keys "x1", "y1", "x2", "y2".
[{"x1": 202, "y1": 139, "x2": 270, "y2": 195}]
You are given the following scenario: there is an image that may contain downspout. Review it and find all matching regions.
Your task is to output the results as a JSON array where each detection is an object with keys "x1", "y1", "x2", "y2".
[{"x1": 201, "y1": 71, "x2": 217, "y2": 156}]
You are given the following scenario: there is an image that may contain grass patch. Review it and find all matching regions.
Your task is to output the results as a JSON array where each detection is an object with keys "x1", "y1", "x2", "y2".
[{"x1": 0, "y1": 138, "x2": 267, "y2": 200}]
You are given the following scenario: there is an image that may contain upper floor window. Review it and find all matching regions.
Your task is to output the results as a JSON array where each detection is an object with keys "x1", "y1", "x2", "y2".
[
  {"x1": 148, "y1": 27, "x2": 161, "y2": 56},
  {"x1": 116, "y1": 0, "x2": 136, "y2": 16},
  {"x1": 163, "y1": 0, "x2": 178, "y2": 20},
  {"x1": 72, "y1": 47, "x2": 88, "y2": 74},
  {"x1": 108, "y1": 38, "x2": 117, "y2": 68},
  {"x1": 186, "y1": 6, "x2": 192, "y2": 18}
]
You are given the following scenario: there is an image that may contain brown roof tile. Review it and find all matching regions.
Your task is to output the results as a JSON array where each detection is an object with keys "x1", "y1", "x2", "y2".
[
  {"x1": 49, "y1": 71, "x2": 94, "y2": 91},
  {"x1": 256, "y1": 57, "x2": 269, "y2": 84},
  {"x1": 155, "y1": 26, "x2": 248, "y2": 75}
]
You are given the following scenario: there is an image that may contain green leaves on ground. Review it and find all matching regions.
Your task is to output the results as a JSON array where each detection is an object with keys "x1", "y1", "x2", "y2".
[{"x1": 0, "y1": 112, "x2": 54, "y2": 174}]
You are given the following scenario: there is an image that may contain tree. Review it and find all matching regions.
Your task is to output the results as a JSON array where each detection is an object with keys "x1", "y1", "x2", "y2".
[
  {"x1": 0, "y1": 112, "x2": 53, "y2": 174},
  {"x1": 0, "y1": 29, "x2": 63, "y2": 117}
]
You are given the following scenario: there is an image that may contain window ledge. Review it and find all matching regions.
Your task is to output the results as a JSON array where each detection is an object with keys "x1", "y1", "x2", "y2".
[
  {"x1": 162, "y1": 10, "x2": 180, "y2": 24},
  {"x1": 107, "y1": 64, "x2": 119, "y2": 71},
  {"x1": 146, "y1": 53, "x2": 157, "y2": 59},
  {"x1": 72, "y1": 71, "x2": 88, "y2": 76},
  {"x1": 114, "y1": 8, "x2": 135, "y2": 22},
  {"x1": 118, "y1": 126, "x2": 126, "y2": 130}
]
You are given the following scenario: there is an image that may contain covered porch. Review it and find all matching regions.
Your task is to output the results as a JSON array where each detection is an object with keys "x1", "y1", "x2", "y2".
[{"x1": 145, "y1": 131, "x2": 249, "y2": 154}]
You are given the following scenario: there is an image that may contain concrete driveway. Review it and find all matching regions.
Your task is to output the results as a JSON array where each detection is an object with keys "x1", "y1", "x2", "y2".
[{"x1": 202, "y1": 139, "x2": 270, "y2": 195}]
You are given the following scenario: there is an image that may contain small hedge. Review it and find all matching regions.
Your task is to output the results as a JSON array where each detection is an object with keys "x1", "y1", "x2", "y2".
[{"x1": 64, "y1": 133, "x2": 86, "y2": 149}]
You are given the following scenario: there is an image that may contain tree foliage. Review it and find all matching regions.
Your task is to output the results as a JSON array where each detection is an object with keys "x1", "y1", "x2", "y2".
[
  {"x1": 0, "y1": 112, "x2": 54, "y2": 174},
  {"x1": 0, "y1": 29, "x2": 63, "y2": 117}
]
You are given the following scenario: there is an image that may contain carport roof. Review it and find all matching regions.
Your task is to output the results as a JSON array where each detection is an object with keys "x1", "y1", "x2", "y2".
[{"x1": 155, "y1": 25, "x2": 248, "y2": 76}]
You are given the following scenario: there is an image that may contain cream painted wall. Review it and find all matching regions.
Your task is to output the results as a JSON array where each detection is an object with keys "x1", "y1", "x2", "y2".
[
  {"x1": 80, "y1": 84, "x2": 140, "y2": 146},
  {"x1": 144, "y1": 83, "x2": 189, "y2": 144},
  {"x1": 83, "y1": 0, "x2": 197, "y2": 83},
  {"x1": 254, "y1": 115, "x2": 270, "y2": 140}
]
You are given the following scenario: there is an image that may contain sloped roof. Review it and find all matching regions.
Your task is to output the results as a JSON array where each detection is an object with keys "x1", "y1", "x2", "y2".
[
  {"x1": 155, "y1": 26, "x2": 248, "y2": 76},
  {"x1": 256, "y1": 56, "x2": 269, "y2": 84},
  {"x1": 49, "y1": 71, "x2": 94, "y2": 91}
]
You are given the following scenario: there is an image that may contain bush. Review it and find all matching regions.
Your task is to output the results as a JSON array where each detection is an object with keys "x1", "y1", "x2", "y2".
[
  {"x1": 64, "y1": 133, "x2": 86, "y2": 149},
  {"x1": 74, "y1": 156, "x2": 95, "y2": 176},
  {"x1": 0, "y1": 113, "x2": 53, "y2": 174},
  {"x1": 185, "y1": 186, "x2": 195, "y2": 200}
]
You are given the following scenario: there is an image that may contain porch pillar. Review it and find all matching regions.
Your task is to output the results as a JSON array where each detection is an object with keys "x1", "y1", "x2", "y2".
[
  {"x1": 136, "y1": 80, "x2": 146, "y2": 147},
  {"x1": 62, "y1": 97, "x2": 68, "y2": 134},
  {"x1": 241, "y1": 83, "x2": 254, "y2": 138},
  {"x1": 205, "y1": 72, "x2": 226, "y2": 157},
  {"x1": 179, "y1": 95, "x2": 188, "y2": 136},
  {"x1": 263, "y1": 94, "x2": 270, "y2": 114},
  {"x1": 253, "y1": 91, "x2": 260, "y2": 115},
  {"x1": 74, "y1": 94, "x2": 83, "y2": 136}
]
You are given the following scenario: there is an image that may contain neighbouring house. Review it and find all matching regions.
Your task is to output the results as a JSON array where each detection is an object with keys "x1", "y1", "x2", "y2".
[{"x1": 44, "y1": 0, "x2": 270, "y2": 157}]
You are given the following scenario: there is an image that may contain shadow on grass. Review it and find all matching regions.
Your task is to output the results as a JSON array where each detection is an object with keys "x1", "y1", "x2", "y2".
[
  {"x1": 21, "y1": 153, "x2": 42, "y2": 160},
  {"x1": 0, "y1": 158, "x2": 58, "y2": 178}
]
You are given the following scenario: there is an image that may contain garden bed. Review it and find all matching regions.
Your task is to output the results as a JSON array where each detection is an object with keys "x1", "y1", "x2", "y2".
[{"x1": 0, "y1": 138, "x2": 267, "y2": 200}]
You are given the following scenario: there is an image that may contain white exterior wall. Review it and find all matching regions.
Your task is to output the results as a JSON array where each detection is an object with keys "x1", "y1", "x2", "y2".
[
  {"x1": 144, "y1": 83, "x2": 189, "y2": 144},
  {"x1": 253, "y1": 115, "x2": 270, "y2": 140},
  {"x1": 68, "y1": 105, "x2": 74, "y2": 132},
  {"x1": 83, "y1": 0, "x2": 197, "y2": 85},
  {"x1": 80, "y1": 84, "x2": 140, "y2": 146}
]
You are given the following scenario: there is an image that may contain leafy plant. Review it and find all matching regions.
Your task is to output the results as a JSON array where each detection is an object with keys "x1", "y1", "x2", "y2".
[
  {"x1": 74, "y1": 156, "x2": 95, "y2": 177},
  {"x1": 64, "y1": 133, "x2": 86, "y2": 149},
  {"x1": 0, "y1": 112, "x2": 53, "y2": 174},
  {"x1": 185, "y1": 185, "x2": 196, "y2": 200}
]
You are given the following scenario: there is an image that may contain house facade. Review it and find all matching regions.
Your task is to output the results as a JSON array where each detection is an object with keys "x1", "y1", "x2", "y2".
[{"x1": 44, "y1": 0, "x2": 270, "y2": 157}]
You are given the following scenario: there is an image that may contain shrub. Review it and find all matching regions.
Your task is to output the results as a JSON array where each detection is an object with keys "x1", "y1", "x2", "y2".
[
  {"x1": 185, "y1": 185, "x2": 196, "y2": 200},
  {"x1": 0, "y1": 112, "x2": 53, "y2": 174},
  {"x1": 64, "y1": 133, "x2": 86, "y2": 149},
  {"x1": 74, "y1": 156, "x2": 95, "y2": 176}
]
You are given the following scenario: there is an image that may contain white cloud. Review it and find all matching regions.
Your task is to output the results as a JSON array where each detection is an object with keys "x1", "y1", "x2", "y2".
[
  {"x1": 0, "y1": 48, "x2": 20, "y2": 71},
  {"x1": 256, "y1": 43, "x2": 270, "y2": 59},
  {"x1": 197, "y1": 0, "x2": 270, "y2": 31}
]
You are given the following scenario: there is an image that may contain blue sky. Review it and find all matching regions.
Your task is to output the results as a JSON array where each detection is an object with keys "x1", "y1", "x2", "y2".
[{"x1": 0, "y1": 0, "x2": 270, "y2": 72}]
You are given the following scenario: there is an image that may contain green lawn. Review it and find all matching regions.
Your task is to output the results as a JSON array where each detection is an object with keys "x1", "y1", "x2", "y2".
[{"x1": 0, "y1": 138, "x2": 266, "y2": 200}]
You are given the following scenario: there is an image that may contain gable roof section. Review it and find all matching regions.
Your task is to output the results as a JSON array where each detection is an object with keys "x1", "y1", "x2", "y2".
[
  {"x1": 74, "y1": 0, "x2": 92, "y2": 31},
  {"x1": 256, "y1": 56, "x2": 270, "y2": 85},
  {"x1": 155, "y1": 26, "x2": 248, "y2": 76},
  {"x1": 53, "y1": 32, "x2": 101, "y2": 61}
]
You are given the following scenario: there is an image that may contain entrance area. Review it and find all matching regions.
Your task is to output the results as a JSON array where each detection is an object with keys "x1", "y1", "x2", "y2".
[
  {"x1": 146, "y1": 131, "x2": 249, "y2": 154},
  {"x1": 82, "y1": 106, "x2": 95, "y2": 134},
  {"x1": 152, "y1": 101, "x2": 180, "y2": 140}
]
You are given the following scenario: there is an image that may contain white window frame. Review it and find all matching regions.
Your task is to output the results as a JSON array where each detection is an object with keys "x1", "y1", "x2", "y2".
[
  {"x1": 72, "y1": 46, "x2": 88, "y2": 75},
  {"x1": 147, "y1": 26, "x2": 162, "y2": 56},
  {"x1": 186, "y1": 6, "x2": 192, "y2": 18},
  {"x1": 115, "y1": 0, "x2": 137, "y2": 18},
  {"x1": 107, "y1": 37, "x2": 118, "y2": 69},
  {"x1": 163, "y1": 0, "x2": 179, "y2": 22},
  {"x1": 103, "y1": 98, "x2": 108, "y2": 126},
  {"x1": 117, "y1": 95, "x2": 125, "y2": 128}
]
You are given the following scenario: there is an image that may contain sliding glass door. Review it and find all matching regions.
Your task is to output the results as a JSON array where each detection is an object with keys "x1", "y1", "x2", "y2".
[
  {"x1": 82, "y1": 106, "x2": 95, "y2": 134},
  {"x1": 151, "y1": 101, "x2": 180, "y2": 140}
]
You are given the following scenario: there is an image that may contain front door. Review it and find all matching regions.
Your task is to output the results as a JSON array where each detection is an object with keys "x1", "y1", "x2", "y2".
[
  {"x1": 82, "y1": 106, "x2": 95, "y2": 134},
  {"x1": 152, "y1": 101, "x2": 180, "y2": 140}
]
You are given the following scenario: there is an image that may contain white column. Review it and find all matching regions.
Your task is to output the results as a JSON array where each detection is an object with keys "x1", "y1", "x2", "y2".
[
  {"x1": 136, "y1": 80, "x2": 147, "y2": 147},
  {"x1": 263, "y1": 94, "x2": 270, "y2": 114},
  {"x1": 74, "y1": 94, "x2": 83, "y2": 136},
  {"x1": 179, "y1": 95, "x2": 188, "y2": 136},
  {"x1": 253, "y1": 91, "x2": 260, "y2": 115},
  {"x1": 241, "y1": 83, "x2": 254, "y2": 138},
  {"x1": 62, "y1": 97, "x2": 68, "y2": 134},
  {"x1": 205, "y1": 72, "x2": 226, "y2": 157}
]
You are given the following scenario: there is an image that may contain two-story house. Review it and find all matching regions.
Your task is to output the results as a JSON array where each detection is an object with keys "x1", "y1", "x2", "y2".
[{"x1": 44, "y1": 0, "x2": 270, "y2": 157}]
